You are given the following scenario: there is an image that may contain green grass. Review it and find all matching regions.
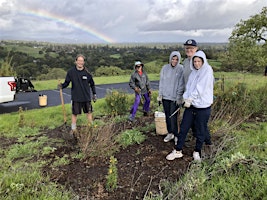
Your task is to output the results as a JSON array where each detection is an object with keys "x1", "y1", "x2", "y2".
[{"x1": 1, "y1": 72, "x2": 267, "y2": 199}]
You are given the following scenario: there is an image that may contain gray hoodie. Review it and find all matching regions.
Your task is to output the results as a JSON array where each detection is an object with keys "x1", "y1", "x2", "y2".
[{"x1": 159, "y1": 51, "x2": 184, "y2": 102}]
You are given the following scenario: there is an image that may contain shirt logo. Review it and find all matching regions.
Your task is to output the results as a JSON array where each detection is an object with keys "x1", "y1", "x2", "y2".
[{"x1": 82, "y1": 76, "x2": 87, "y2": 80}]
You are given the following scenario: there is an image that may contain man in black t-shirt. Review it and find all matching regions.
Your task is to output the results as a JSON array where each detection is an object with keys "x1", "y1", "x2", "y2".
[{"x1": 59, "y1": 54, "x2": 97, "y2": 134}]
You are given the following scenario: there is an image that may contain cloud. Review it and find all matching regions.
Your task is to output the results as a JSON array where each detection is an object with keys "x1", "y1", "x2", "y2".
[{"x1": 0, "y1": 0, "x2": 266, "y2": 43}]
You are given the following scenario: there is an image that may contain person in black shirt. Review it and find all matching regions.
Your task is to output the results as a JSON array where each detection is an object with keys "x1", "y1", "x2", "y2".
[{"x1": 59, "y1": 54, "x2": 96, "y2": 134}]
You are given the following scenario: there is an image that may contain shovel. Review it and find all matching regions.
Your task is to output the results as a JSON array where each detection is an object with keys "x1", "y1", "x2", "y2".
[{"x1": 58, "y1": 80, "x2": 67, "y2": 125}]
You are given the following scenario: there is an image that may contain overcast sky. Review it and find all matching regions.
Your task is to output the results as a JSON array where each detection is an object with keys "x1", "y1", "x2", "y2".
[{"x1": 0, "y1": 0, "x2": 266, "y2": 44}]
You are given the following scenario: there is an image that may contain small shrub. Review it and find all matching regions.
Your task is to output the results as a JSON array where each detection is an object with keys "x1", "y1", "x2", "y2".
[
  {"x1": 116, "y1": 129, "x2": 146, "y2": 148},
  {"x1": 105, "y1": 89, "x2": 129, "y2": 116}
]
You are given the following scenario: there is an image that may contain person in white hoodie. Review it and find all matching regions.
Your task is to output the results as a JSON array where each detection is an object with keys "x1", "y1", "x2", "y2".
[
  {"x1": 166, "y1": 50, "x2": 214, "y2": 162},
  {"x1": 157, "y1": 51, "x2": 184, "y2": 144}
]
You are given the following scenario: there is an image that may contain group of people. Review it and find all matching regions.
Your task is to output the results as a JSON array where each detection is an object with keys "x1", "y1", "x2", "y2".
[{"x1": 59, "y1": 39, "x2": 214, "y2": 162}]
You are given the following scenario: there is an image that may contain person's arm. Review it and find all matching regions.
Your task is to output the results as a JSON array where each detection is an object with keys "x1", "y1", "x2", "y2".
[
  {"x1": 145, "y1": 72, "x2": 151, "y2": 91},
  {"x1": 61, "y1": 71, "x2": 71, "y2": 89},
  {"x1": 129, "y1": 73, "x2": 136, "y2": 90},
  {"x1": 89, "y1": 78, "x2": 96, "y2": 95}
]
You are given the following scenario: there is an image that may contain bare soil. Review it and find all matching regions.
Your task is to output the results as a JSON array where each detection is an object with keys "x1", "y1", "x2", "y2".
[{"x1": 2, "y1": 115, "x2": 218, "y2": 200}]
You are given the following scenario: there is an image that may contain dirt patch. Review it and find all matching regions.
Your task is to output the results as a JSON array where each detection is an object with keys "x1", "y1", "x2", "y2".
[{"x1": 1, "y1": 116, "x2": 218, "y2": 199}]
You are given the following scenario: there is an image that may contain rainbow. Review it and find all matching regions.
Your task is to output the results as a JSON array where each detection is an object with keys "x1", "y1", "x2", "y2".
[{"x1": 21, "y1": 8, "x2": 115, "y2": 43}]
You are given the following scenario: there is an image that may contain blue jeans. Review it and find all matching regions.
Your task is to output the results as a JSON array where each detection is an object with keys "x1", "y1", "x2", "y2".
[
  {"x1": 130, "y1": 93, "x2": 150, "y2": 118},
  {"x1": 162, "y1": 99, "x2": 179, "y2": 137},
  {"x1": 176, "y1": 106, "x2": 211, "y2": 152}
]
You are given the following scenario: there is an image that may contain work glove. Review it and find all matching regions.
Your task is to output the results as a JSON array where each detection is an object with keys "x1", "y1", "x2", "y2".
[
  {"x1": 157, "y1": 95, "x2": 162, "y2": 106},
  {"x1": 57, "y1": 83, "x2": 62, "y2": 89},
  {"x1": 93, "y1": 94, "x2": 97, "y2": 103},
  {"x1": 135, "y1": 87, "x2": 141, "y2": 94},
  {"x1": 183, "y1": 99, "x2": 192, "y2": 108},
  {"x1": 176, "y1": 98, "x2": 183, "y2": 106}
]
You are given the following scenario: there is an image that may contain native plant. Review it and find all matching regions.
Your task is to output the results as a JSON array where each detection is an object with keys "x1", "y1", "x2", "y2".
[
  {"x1": 106, "y1": 156, "x2": 118, "y2": 192},
  {"x1": 105, "y1": 89, "x2": 129, "y2": 116},
  {"x1": 116, "y1": 129, "x2": 146, "y2": 148},
  {"x1": 210, "y1": 82, "x2": 267, "y2": 134}
]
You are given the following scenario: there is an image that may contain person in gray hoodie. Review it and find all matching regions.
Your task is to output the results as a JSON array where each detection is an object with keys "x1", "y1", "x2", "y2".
[
  {"x1": 166, "y1": 50, "x2": 214, "y2": 162},
  {"x1": 157, "y1": 51, "x2": 184, "y2": 144}
]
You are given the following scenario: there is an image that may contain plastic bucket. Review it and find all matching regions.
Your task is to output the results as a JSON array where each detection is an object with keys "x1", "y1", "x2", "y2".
[
  {"x1": 154, "y1": 111, "x2": 168, "y2": 135},
  {"x1": 39, "y1": 95, "x2": 47, "y2": 107}
]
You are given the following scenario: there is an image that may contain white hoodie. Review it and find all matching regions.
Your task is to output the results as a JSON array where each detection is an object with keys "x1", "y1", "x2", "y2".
[{"x1": 183, "y1": 50, "x2": 214, "y2": 108}]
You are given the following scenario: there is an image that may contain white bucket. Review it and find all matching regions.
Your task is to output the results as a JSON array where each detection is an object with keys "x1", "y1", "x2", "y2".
[{"x1": 154, "y1": 111, "x2": 168, "y2": 135}]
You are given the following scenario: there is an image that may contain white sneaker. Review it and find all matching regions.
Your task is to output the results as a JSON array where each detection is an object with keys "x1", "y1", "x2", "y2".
[
  {"x1": 166, "y1": 150, "x2": 183, "y2": 160},
  {"x1": 193, "y1": 151, "x2": 201, "y2": 162},
  {"x1": 164, "y1": 133, "x2": 174, "y2": 142}
]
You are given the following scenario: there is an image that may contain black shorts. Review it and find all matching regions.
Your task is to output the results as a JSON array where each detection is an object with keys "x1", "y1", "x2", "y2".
[{"x1": 72, "y1": 101, "x2": 93, "y2": 115}]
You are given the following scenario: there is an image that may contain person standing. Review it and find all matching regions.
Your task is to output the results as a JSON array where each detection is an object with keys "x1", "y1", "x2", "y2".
[
  {"x1": 58, "y1": 54, "x2": 97, "y2": 135},
  {"x1": 183, "y1": 39, "x2": 198, "y2": 85},
  {"x1": 183, "y1": 39, "x2": 212, "y2": 145},
  {"x1": 166, "y1": 50, "x2": 214, "y2": 162},
  {"x1": 128, "y1": 61, "x2": 151, "y2": 122},
  {"x1": 157, "y1": 51, "x2": 184, "y2": 144}
]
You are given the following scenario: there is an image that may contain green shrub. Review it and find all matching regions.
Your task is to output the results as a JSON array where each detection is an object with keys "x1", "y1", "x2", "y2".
[
  {"x1": 116, "y1": 129, "x2": 146, "y2": 148},
  {"x1": 105, "y1": 89, "x2": 129, "y2": 116}
]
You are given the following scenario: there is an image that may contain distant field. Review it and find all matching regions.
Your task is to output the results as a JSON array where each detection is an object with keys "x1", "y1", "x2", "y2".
[{"x1": 4, "y1": 44, "x2": 58, "y2": 58}]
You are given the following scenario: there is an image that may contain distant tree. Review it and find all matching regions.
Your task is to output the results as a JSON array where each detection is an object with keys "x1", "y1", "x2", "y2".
[
  {"x1": 221, "y1": 7, "x2": 267, "y2": 72},
  {"x1": 36, "y1": 68, "x2": 66, "y2": 80}
]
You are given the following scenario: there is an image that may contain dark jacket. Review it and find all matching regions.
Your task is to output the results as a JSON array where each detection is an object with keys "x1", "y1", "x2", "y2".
[
  {"x1": 62, "y1": 67, "x2": 96, "y2": 102},
  {"x1": 129, "y1": 70, "x2": 150, "y2": 95}
]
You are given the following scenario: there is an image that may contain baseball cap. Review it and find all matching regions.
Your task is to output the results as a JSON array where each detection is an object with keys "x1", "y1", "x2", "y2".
[
  {"x1": 134, "y1": 61, "x2": 143, "y2": 66},
  {"x1": 184, "y1": 39, "x2": 197, "y2": 46}
]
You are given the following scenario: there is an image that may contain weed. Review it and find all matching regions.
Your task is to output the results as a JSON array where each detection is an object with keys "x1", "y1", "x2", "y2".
[
  {"x1": 18, "y1": 107, "x2": 25, "y2": 127},
  {"x1": 52, "y1": 155, "x2": 70, "y2": 167}
]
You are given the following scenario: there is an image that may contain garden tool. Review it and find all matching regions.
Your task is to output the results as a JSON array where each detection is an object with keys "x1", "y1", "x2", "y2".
[
  {"x1": 169, "y1": 103, "x2": 184, "y2": 119},
  {"x1": 58, "y1": 80, "x2": 67, "y2": 125}
]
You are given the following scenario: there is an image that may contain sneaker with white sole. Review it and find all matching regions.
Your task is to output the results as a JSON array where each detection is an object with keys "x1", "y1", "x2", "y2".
[
  {"x1": 164, "y1": 133, "x2": 174, "y2": 142},
  {"x1": 166, "y1": 150, "x2": 183, "y2": 160},
  {"x1": 193, "y1": 151, "x2": 201, "y2": 162}
]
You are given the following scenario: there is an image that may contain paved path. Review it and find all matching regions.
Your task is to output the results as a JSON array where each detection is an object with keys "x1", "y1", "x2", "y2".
[{"x1": 0, "y1": 81, "x2": 159, "y2": 114}]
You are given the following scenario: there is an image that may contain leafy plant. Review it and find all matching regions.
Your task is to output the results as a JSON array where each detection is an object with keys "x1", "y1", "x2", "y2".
[
  {"x1": 106, "y1": 156, "x2": 118, "y2": 192},
  {"x1": 116, "y1": 129, "x2": 146, "y2": 148},
  {"x1": 105, "y1": 89, "x2": 129, "y2": 116}
]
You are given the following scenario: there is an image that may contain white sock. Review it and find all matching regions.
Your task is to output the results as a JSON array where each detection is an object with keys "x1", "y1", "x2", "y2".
[{"x1": 71, "y1": 123, "x2": 76, "y2": 130}]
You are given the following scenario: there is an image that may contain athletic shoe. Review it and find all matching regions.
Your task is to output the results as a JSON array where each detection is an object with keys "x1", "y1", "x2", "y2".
[
  {"x1": 166, "y1": 150, "x2": 183, "y2": 160},
  {"x1": 164, "y1": 133, "x2": 174, "y2": 142},
  {"x1": 193, "y1": 151, "x2": 201, "y2": 162},
  {"x1": 128, "y1": 115, "x2": 135, "y2": 122}
]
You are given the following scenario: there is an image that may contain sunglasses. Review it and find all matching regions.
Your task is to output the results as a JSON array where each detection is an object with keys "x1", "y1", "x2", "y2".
[{"x1": 135, "y1": 65, "x2": 142, "y2": 68}]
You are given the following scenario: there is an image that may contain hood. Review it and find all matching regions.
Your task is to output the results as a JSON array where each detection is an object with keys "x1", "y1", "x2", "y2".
[
  {"x1": 169, "y1": 51, "x2": 181, "y2": 65},
  {"x1": 190, "y1": 50, "x2": 208, "y2": 71}
]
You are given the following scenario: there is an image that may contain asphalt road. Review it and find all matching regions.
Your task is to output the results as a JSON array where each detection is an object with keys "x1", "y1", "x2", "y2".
[{"x1": 0, "y1": 81, "x2": 159, "y2": 114}]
